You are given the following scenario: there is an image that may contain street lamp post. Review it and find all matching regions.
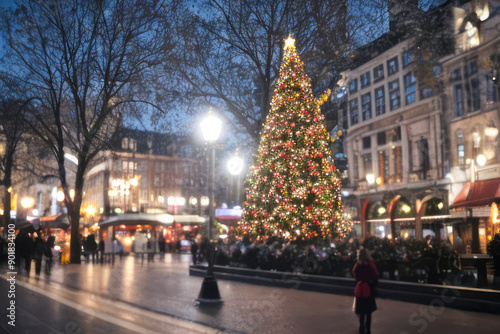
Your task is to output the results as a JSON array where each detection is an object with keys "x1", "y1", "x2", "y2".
[{"x1": 196, "y1": 110, "x2": 223, "y2": 304}]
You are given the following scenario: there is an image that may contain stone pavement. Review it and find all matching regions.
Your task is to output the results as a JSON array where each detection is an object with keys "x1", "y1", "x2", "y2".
[{"x1": 5, "y1": 254, "x2": 500, "y2": 333}]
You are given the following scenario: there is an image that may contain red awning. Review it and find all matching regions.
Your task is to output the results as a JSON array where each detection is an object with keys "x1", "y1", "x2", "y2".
[{"x1": 452, "y1": 177, "x2": 500, "y2": 208}]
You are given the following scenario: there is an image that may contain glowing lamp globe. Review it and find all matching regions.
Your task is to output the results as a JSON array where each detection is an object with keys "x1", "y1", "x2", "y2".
[
  {"x1": 200, "y1": 112, "x2": 222, "y2": 143},
  {"x1": 227, "y1": 156, "x2": 244, "y2": 176},
  {"x1": 476, "y1": 154, "x2": 486, "y2": 167}
]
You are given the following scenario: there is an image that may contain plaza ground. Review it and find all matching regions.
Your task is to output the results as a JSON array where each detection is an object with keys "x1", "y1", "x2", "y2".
[{"x1": 1, "y1": 254, "x2": 499, "y2": 334}]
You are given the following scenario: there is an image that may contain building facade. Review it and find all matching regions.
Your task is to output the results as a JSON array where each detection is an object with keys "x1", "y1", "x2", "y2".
[
  {"x1": 344, "y1": 36, "x2": 449, "y2": 240},
  {"x1": 340, "y1": 0, "x2": 500, "y2": 253},
  {"x1": 82, "y1": 128, "x2": 208, "y2": 224},
  {"x1": 441, "y1": 0, "x2": 500, "y2": 253}
]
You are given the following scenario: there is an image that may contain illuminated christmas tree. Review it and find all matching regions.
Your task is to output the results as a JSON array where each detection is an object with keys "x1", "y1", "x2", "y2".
[{"x1": 241, "y1": 37, "x2": 350, "y2": 241}]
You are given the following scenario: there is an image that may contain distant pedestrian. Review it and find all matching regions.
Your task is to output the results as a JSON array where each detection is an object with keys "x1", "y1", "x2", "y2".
[
  {"x1": 99, "y1": 237, "x2": 105, "y2": 263},
  {"x1": 113, "y1": 238, "x2": 124, "y2": 261},
  {"x1": 159, "y1": 234, "x2": 166, "y2": 261},
  {"x1": 199, "y1": 237, "x2": 210, "y2": 263},
  {"x1": 15, "y1": 230, "x2": 33, "y2": 275},
  {"x1": 33, "y1": 231, "x2": 45, "y2": 276},
  {"x1": 82, "y1": 237, "x2": 89, "y2": 263},
  {"x1": 353, "y1": 248, "x2": 378, "y2": 334},
  {"x1": 191, "y1": 239, "x2": 199, "y2": 264},
  {"x1": 84, "y1": 235, "x2": 98, "y2": 264},
  {"x1": 45, "y1": 232, "x2": 55, "y2": 275}
]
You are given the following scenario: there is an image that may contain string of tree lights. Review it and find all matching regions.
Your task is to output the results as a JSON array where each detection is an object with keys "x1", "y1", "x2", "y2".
[{"x1": 241, "y1": 37, "x2": 351, "y2": 242}]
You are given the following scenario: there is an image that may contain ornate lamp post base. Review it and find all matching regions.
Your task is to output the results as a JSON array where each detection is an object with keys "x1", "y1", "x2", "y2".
[{"x1": 196, "y1": 275, "x2": 223, "y2": 304}]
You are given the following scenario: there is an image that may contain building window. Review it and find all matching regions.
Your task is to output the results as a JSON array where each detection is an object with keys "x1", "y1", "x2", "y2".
[
  {"x1": 360, "y1": 71, "x2": 370, "y2": 88},
  {"x1": 387, "y1": 56, "x2": 398, "y2": 76},
  {"x1": 453, "y1": 84, "x2": 464, "y2": 117},
  {"x1": 377, "y1": 132, "x2": 386, "y2": 146},
  {"x1": 129, "y1": 139, "x2": 137, "y2": 152},
  {"x1": 458, "y1": 144, "x2": 465, "y2": 167},
  {"x1": 456, "y1": 129, "x2": 464, "y2": 168},
  {"x1": 362, "y1": 136, "x2": 371, "y2": 149},
  {"x1": 121, "y1": 137, "x2": 137, "y2": 151},
  {"x1": 451, "y1": 67, "x2": 461, "y2": 81},
  {"x1": 373, "y1": 64, "x2": 384, "y2": 83},
  {"x1": 361, "y1": 93, "x2": 372, "y2": 121},
  {"x1": 378, "y1": 150, "x2": 389, "y2": 184},
  {"x1": 404, "y1": 72, "x2": 416, "y2": 105},
  {"x1": 375, "y1": 87, "x2": 385, "y2": 116},
  {"x1": 487, "y1": 74, "x2": 499, "y2": 102},
  {"x1": 392, "y1": 146, "x2": 403, "y2": 183},
  {"x1": 465, "y1": 59, "x2": 478, "y2": 77},
  {"x1": 389, "y1": 79, "x2": 400, "y2": 110},
  {"x1": 349, "y1": 79, "x2": 358, "y2": 94},
  {"x1": 467, "y1": 78, "x2": 480, "y2": 112},
  {"x1": 417, "y1": 138, "x2": 429, "y2": 179},
  {"x1": 402, "y1": 49, "x2": 414, "y2": 68},
  {"x1": 349, "y1": 99, "x2": 359, "y2": 125}
]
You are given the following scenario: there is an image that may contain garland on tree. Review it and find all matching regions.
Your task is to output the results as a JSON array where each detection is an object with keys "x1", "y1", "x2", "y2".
[{"x1": 241, "y1": 37, "x2": 351, "y2": 241}]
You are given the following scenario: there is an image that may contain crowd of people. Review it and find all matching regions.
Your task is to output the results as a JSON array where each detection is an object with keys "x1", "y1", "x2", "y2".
[{"x1": 3, "y1": 229, "x2": 57, "y2": 276}]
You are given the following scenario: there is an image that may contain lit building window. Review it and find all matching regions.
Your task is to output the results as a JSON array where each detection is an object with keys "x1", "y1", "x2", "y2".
[
  {"x1": 456, "y1": 129, "x2": 465, "y2": 167},
  {"x1": 378, "y1": 151, "x2": 388, "y2": 184}
]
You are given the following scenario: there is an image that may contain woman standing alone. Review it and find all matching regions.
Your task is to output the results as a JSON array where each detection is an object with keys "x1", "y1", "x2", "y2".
[{"x1": 353, "y1": 248, "x2": 378, "y2": 334}]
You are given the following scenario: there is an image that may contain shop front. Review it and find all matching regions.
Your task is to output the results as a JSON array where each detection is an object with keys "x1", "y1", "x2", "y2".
[
  {"x1": 451, "y1": 177, "x2": 500, "y2": 254},
  {"x1": 98, "y1": 213, "x2": 206, "y2": 256},
  {"x1": 361, "y1": 189, "x2": 449, "y2": 240}
]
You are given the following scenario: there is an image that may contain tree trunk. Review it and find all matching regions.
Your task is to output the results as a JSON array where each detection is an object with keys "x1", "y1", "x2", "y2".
[{"x1": 2, "y1": 187, "x2": 11, "y2": 228}]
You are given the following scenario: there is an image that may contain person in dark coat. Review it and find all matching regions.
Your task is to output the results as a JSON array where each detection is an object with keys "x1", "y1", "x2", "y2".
[
  {"x1": 99, "y1": 237, "x2": 105, "y2": 263},
  {"x1": 353, "y1": 248, "x2": 378, "y2": 334},
  {"x1": 15, "y1": 230, "x2": 33, "y2": 275},
  {"x1": 84, "y1": 235, "x2": 98, "y2": 264},
  {"x1": 191, "y1": 239, "x2": 199, "y2": 264},
  {"x1": 33, "y1": 231, "x2": 45, "y2": 276},
  {"x1": 44, "y1": 232, "x2": 55, "y2": 275},
  {"x1": 159, "y1": 234, "x2": 166, "y2": 261}
]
